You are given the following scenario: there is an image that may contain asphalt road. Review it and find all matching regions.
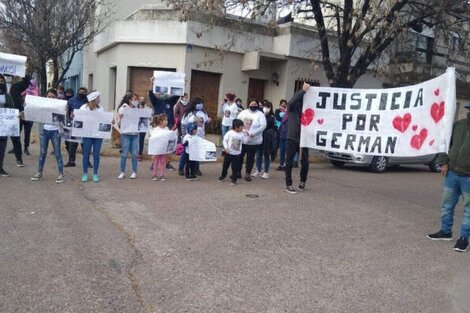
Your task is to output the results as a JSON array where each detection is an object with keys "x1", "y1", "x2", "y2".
[{"x1": 1, "y1": 142, "x2": 469, "y2": 313}]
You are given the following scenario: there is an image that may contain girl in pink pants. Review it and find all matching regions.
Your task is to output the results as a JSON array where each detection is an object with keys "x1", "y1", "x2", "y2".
[{"x1": 150, "y1": 114, "x2": 172, "y2": 181}]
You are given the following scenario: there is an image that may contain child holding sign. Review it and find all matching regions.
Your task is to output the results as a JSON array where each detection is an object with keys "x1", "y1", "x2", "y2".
[
  {"x1": 150, "y1": 114, "x2": 171, "y2": 181},
  {"x1": 218, "y1": 119, "x2": 246, "y2": 186},
  {"x1": 182, "y1": 123, "x2": 199, "y2": 181}
]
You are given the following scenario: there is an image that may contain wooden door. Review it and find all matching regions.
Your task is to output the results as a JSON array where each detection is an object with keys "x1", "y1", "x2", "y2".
[
  {"x1": 190, "y1": 70, "x2": 221, "y2": 118},
  {"x1": 248, "y1": 78, "x2": 265, "y2": 103}
]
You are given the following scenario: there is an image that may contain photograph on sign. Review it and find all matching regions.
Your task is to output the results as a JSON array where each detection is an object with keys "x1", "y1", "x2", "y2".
[
  {"x1": 120, "y1": 108, "x2": 152, "y2": 134},
  {"x1": 24, "y1": 95, "x2": 67, "y2": 124},
  {"x1": 153, "y1": 71, "x2": 185, "y2": 96},
  {"x1": 0, "y1": 108, "x2": 20, "y2": 137},
  {"x1": 71, "y1": 110, "x2": 114, "y2": 139},
  {"x1": 62, "y1": 128, "x2": 82, "y2": 143}
]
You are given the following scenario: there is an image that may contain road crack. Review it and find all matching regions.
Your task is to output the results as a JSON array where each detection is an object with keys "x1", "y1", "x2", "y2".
[{"x1": 78, "y1": 184, "x2": 154, "y2": 313}]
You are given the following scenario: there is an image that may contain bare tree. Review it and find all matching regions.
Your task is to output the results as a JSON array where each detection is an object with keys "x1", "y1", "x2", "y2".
[
  {"x1": 0, "y1": 0, "x2": 114, "y2": 94},
  {"x1": 164, "y1": 0, "x2": 469, "y2": 87}
]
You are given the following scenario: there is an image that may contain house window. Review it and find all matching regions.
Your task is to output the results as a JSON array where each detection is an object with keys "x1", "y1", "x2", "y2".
[{"x1": 294, "y1": 79, "x2": 320, "y2": 92}]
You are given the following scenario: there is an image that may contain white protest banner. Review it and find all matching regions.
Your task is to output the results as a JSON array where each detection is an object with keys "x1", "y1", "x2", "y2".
[
  {"x1": 24, "y1": 95, "x2": 67, "y2": 124},
  {"x1": 120, "y1": 108, "x2": 153, "y2": 134},
  {"x1": 71, "y1": 110, "x2": 114, "y2": 139},
  {"x1": 153, "y1": 71, "x2": 185, "y2": 96},
  {"x1": 188, "y1": 136, "x2": 217, "y2": 162},
  {"x1": 148, "y1": 130, "x2": 177, "y2": 155},
  {"x1": 0, "y1": 52, "x2": 27, "y2": 77},
  {"x1": 0, "y1": 108, "x2": 20, "y2": 136},
  {"x1": 300, "y1": 68, "x2": 456, "y2": 157}
]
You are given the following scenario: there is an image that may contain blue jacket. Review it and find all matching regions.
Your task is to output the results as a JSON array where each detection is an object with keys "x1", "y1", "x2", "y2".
[
  {"x1": 67, "y1": 95, "x2": 88, "y2": 113},
  {"x1": 148, "y1": 90, "x2": 178, "y2": 127}
]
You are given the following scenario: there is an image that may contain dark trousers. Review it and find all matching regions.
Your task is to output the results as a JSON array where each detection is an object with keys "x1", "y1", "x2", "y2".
[
  {"x1": 239, "y1": 144, "x2": 260, "y2": 176},
  {"x1": 66, "y1": 142, "x2": 90, "y2": 164},
  {"x1": 285, "y1": 139, "x2": 309, "y2": 187},
  {"x1": 0, "y1": 137, "x2": 7, "y2": 169},
  {"x1": 10, "y1": 136, "x2": 22, "y2": 162},
  {"x1": 138, "y1": 132, "x2": 146, "y2": 155},
  {"x1": 184, "y1": 152, "x2": 197, "y2": 177},
  {"x1": 221, "y1": 154, "x2": 240, "y2": 182},
  {"x1": 22, "y1": 120, "x2": 33, "y2": 148}
]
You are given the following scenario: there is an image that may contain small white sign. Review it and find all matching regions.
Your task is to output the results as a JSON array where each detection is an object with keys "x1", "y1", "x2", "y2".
[
  {"x1": 24, "y1": 95, "x2": 67, "y2": 124},
  {"x1": 148, "y1": 130, "x2": 178, "y2": 155},
  {"x1": 120, "y1": 108, "x2": 153, "y2": 134},
  {"x1": 153, "y1": 71, "x2": 185, "y2": 96},
  {"x1": 188, "y1": 136, "x2": 217, "y2": 162},
  {"x1": 71, "y1": 110, "x2": 114, "y2": 139},
  {"x1": 0, "y1": 52, "x2": 27, "y2": 77},
  {"x1": 0, "y1": 108, "x2": 20, "y2": 136}
]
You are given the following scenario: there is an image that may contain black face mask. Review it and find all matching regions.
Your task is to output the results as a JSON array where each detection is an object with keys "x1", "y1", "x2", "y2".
[
  {"x1": 78, "y1": 93, "x2": 86, "y2": 99},
  {"x1": 0, "y1": 83, "x2": 6, "y2": 95},
  {"x1": 249, "y1": 106, "x2": 258, "y2": 112}
]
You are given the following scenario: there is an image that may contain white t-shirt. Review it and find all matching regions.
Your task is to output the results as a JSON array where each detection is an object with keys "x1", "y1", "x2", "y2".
[
  {"x1": 236, "y1": 109, "x2": 267, "y2": 145},
  {"x1": 118, "y1": 103, "x2": 138, "y2": 135},
  {"x1": 182, "y1": 133, "x2": 193, "y2": 154},
  {"x1": 149, "y1": 125, "x2": 169, "y2": 137},
  {"x1": 221, "y1": 102, "x2": 239, "y2": 127},
  {"x1": 223, "y1": 130, "x2": 246, "y2": 155}
]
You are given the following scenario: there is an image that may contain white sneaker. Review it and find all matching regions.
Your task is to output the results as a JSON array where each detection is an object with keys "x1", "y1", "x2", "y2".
[
  {"x1": 251, "y1": 170, "x2": 261, "y2": 177},
  {"x1": 261, "y1": 172, "x2": 269, "y2": 179},
  {"x1": 117, "y1": 172, "x2": 125, "y2": 179},
  {"x1": 130, "y1": 172, "x2": 137, "y2": 179}
]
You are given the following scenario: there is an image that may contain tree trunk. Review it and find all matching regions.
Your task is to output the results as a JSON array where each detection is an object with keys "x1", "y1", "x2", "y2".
[
  {"x1": 52, "y1": 57, "x2": 59, "y2": 89},
  {"x1": 39, "y1": 63, "x2": 48, "y2": 96}
]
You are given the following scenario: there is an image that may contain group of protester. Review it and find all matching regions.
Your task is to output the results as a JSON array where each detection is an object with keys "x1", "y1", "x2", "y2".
[{"x1": 1, "y1": 74, "x2": 469, "y2": 252}]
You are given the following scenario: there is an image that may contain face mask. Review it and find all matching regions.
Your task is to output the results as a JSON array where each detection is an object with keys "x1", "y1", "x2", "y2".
[
  {"x1": 181, "y1": 100, "x2": 188, "y2": 105},
  {"x1": 249, "y1": 106, "x2": 258, "y2": 112},
  {"x1": 196, "y1": 103, "x2": 203, "y2": 111},
  {"x1": 78, "y1": 93, "x2": 86, "y2": 99},
  {"x1": 95, "y1": 98, "x2": 101, "y2": 105},
  {"x1": 263, "y1": 108, "x2": 270, "y2": 114},
  {"x1": 131, "y1": 100, "x2": 139, "y2": 106}
]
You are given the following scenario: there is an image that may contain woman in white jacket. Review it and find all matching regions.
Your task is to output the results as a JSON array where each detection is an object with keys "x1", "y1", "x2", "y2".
[{"x1": 236, "y1": 99, "x2": 266, "y2": 181}]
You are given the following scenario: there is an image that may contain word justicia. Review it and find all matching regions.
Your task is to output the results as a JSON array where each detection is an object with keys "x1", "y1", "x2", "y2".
[{"x1": 314, "y1": 88, "x2": 424, "y2": 111}]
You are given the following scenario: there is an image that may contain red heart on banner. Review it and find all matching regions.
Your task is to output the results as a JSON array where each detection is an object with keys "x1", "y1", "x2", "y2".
[
  {"x1": 392, "y1": 113, "x2": 412, "y2": 133},
  {"x1": 301, "y1": 109, "x2": 315, "y2": 126},
  {"x1": 412, "y1": 125, "x2": 418, "y2": 131},
  {"x1": 434, "y1": 89, "x2": 440, "y2": 96},
  {"x1": 317, "y1": 119, "x2": 324, "y2": 125},
  {"x1": 411, "y1": 128, "x2": 428, "y2": 150},
  {"x1": 431, "y1": 101, "x2": 445, "y2": 123},
  {"x1": 429, "y1": 139, "x2": 435, "y2": 146}
]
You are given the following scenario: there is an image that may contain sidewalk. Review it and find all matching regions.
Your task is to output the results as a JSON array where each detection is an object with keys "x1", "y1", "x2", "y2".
[{"x1": 28, "y1": 129, "x2": 327, "y2": 163}]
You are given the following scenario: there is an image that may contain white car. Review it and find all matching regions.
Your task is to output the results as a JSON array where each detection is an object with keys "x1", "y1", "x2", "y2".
[{"x1": 324, "y1": 151, "x2": 441, "y2": 173}]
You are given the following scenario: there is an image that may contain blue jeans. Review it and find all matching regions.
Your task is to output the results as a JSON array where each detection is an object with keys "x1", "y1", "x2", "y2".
[
  {"x1": 440, "y1": 170, "x2": 470, "y2": 238},
  {"x1": 82, "y1": 137, "x2": 102, "y2": 175},
  {"x1": 121, "y1": 134, "x2": 138, "y2": 173},
  {"x1": 38, "y1": 129, "x2": 63, "y2": 174},
  {"x1": 256, "y1": 145, "x2": 270, "y2": 173},
  {"x1": 279, "y1": 139, "x2": 298, "y2": 167},
  {"x1": 221, "y1": 125, "x2": 230, "y2": 141}
]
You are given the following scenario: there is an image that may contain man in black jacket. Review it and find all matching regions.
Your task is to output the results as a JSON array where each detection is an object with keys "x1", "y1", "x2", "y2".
[
  {"x1": 7, "y1": 75, "x2": 31, "y2": 167},
  {"x1": 285, "y1": 82, "x2": 310, "y2": 194}
]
